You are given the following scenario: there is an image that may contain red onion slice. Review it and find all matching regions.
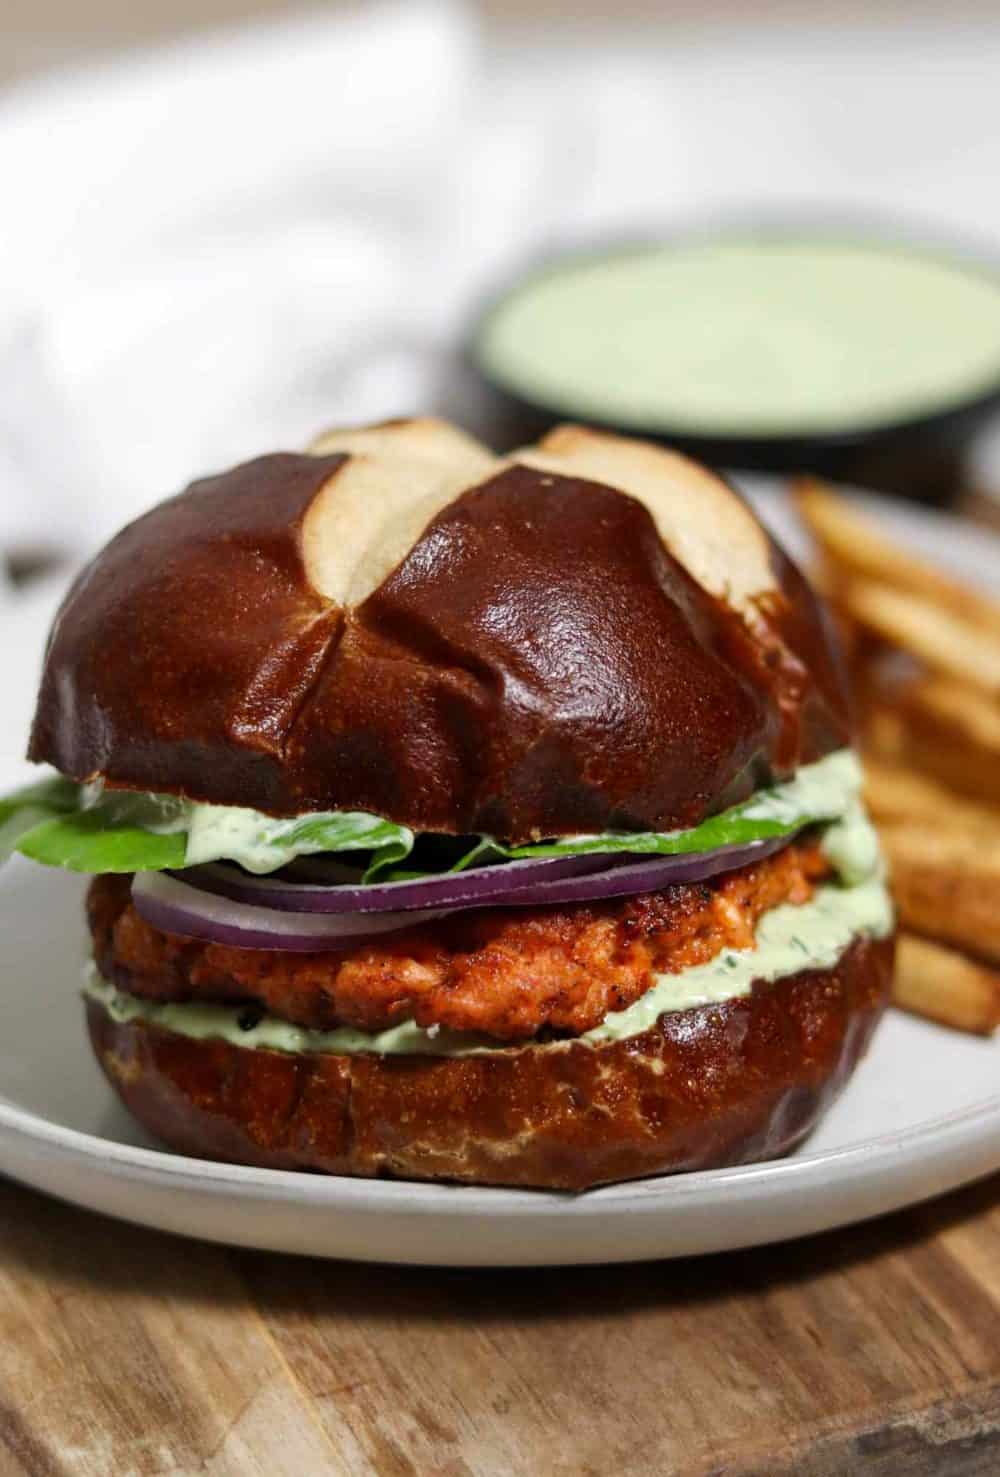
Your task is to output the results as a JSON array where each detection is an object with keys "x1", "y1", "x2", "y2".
[
  {"x1": 180, "y1": 835, "x2": 794, "y2": 915},
  {"x1": 132, "y1": 834, "x2": 798, "y2": 953},
  {"x1": 181, "y1": 851, "x2": 620, "y2": 915},
  {"x1": 507, "y1": 834, "x2": 793, "y2": 905},
  {"x1": 132, "y1": 871, "x2": 457, "y2": 952}
]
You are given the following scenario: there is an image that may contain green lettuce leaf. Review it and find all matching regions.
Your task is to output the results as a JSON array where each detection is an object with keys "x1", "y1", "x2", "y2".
[
  {"x1": 0, "y1": 751, "x2": 859, "y2": 878},
  {"x1": 17, "y1": 813, "x2": 187, "y2": 872},
  {"x1": 0, "y1": 776, "x2": 82, "y2": 862},
  {"x1": 508, "y1": 802, "x2": 804, "y2": 859},
  {"x1": 184, "y1": 806, "x2": 416, "y2": 879},
  {"x1": 507, "y1": 750, "x2": 861, "y2": 861},
  {"x1": 0, "y1": 781, "x2": 417, "y2": 877},
  {"x1": 1, "y1": 780, "x2": 189, "y2": 872}
]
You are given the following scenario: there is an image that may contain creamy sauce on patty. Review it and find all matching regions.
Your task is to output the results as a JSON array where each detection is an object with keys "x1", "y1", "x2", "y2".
[
  {"x1": 134, "y1": 747, "x2": 863, "y2": 875},
  {"x1": 84, "y1": 803, "x2": 892, "y2": 1057}
]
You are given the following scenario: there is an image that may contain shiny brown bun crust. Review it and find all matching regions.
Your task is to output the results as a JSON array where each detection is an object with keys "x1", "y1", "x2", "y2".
[
  {"x1": 87, "y1": 933, "x2": 892, "y2": 1191},
  {"x1": 31, "y1": 421, "x2": 849, "y2": 842}
]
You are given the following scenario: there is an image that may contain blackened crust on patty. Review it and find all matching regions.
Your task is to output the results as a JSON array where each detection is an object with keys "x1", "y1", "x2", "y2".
[{"x1": 88, "y1": 839, "x2": 830, "y2": 1043}]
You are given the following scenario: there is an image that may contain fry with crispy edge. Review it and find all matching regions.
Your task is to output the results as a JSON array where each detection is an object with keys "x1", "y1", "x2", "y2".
[
  {"x1": 795, "y1": 478, "x2": 1000, "y2": 636},
  {"x1": 879, "y1": 822, "x2": 1000, "y2": 967},
  {"x1": 863, "y1": 758, "x2": 1000, "y2": 831},
  {"x1": 892, "y1": 934, "x2": 1000, "y2": 1035},
  {"x1": 795, "y1": 477, "x2": 1000, "y2": 1034},
  {"x1": 839, "y1": 582, "x2": 1000, "y2": 698}
]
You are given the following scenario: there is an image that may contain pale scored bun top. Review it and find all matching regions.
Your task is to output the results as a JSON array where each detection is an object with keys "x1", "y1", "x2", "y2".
[{"x1": 30, "y1": 419, "x2": 849, "y2": 841}]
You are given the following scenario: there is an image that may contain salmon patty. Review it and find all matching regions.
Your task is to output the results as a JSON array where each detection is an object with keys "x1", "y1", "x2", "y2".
[{"x1": 88, "y1": 839, "x2": 831, "y2": 1042}]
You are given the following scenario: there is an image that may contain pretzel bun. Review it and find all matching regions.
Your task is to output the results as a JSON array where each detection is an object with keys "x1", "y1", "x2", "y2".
[
  {"x1": 86, "y1": 933, "x2": 892, "y2": 1190},
  {"x1": 31, "y1": 419, "x2": 849, "y2": 841},
  {"x1": 31, "y1": 417, "x2": 888, "y2": 1192}
]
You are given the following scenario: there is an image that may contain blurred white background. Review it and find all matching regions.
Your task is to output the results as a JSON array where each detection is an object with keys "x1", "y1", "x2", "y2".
[{"x1": 2, "y1": 0, "x2": 1000, "y2": 759}]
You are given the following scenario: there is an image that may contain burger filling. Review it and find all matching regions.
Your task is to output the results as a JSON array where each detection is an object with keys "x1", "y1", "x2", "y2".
[
  {"x1": 3, "y1": 749, "x2": 893, "y2": 1056},
  {"x1": 87, "y1": 836, "x2": 831, "y2": 1041}
]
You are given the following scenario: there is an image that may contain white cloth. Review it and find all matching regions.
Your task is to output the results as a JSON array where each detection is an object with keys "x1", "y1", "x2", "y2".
[{"x1": 3, "y1": 1, "x2": 1000, "y2": 758}]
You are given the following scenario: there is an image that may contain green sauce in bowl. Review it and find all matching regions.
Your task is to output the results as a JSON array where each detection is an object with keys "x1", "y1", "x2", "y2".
[{"x1": 474, "y1": 236, "x2": 1000, "y2": 440}]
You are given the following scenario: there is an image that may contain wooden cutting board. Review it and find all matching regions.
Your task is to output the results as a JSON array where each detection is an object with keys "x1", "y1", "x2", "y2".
[{"x1": 2, "y1": 1172, "x2": 999, "y2": 1475}]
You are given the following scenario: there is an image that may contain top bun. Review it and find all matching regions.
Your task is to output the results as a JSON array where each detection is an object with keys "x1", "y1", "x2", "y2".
[{"x1": 29, "y1": 420, "x2": 850, "y2": 842}]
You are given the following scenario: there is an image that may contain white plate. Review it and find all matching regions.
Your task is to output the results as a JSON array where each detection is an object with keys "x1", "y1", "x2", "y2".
[{"x1": 1, "y1": 488, "x2": 998, "y2": 1266}]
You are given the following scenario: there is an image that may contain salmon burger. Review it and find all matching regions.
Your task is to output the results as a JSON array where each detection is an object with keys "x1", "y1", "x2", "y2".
[{"x1": 2, "y1": 419, "x2": 893, "y2": 1189}]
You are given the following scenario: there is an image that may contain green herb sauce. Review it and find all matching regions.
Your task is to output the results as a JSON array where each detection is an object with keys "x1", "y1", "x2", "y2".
[
  {"x1": 84, "y1": 800, "x2": 892, "y2": 1058},
  {"x1": 478, "y1": 239, "x2": 1000, "y2": 435}
]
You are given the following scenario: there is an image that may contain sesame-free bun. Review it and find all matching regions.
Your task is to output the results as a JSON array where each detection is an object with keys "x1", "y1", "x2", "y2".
[
  {"x1": 30, "y1": 420, "x2": 849, "y2": 842},
  {"x1": 86, "y1": 933, "x2": 892, "y2": 1191}
]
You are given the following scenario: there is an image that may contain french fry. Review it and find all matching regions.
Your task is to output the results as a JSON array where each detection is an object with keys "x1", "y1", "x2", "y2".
[
  {"x1": 840, "y1": 581, "x2": 1000, "y2": 698},
  {"x1": 905, "y1": 675, "x2": 1000, "y2": 748},
  {"x1": 795, "y1": 478, "x2": 1000, "y2": 637},
  {"x1": 863, "y1": 758, "x2": 1000, "y2": 832},
  {"x1": 879, "y1": 822, "x2": 1000, "y2": 966},
  {"x1": 887, "y1": 678, "x2": 1000, "y2": 808},
  {"x1": 793, "y1": 476, "x2": 1000, "y2": 1033},
  {"x1": 892, "y1": 933, "x2": 1000, "y2": 1035},
  {"x1": 862, "y1": 701, "x2": 907, "y2": 764}
]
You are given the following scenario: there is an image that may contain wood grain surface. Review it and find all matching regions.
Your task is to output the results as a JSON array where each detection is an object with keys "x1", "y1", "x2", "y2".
[{"x1": 2, "y1": 1171, "x2": 1000, "y2": 1475}]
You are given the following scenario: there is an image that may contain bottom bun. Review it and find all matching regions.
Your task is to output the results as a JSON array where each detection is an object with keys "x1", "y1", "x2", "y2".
[{"x1": 87, "y1": 934, "x2": 893, "y2": 1190}]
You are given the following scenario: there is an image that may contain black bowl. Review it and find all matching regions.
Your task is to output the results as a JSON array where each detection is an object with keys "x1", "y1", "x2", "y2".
[{"x1": 465, "y1": 229, "x2": 1000, "y2": 506}]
